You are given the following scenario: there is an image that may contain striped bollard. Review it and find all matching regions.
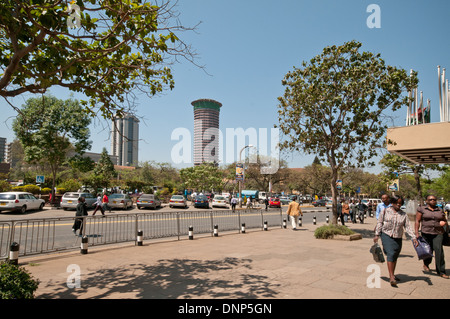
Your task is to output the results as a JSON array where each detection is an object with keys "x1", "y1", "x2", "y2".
[
  {"x1": 264, "y1": 220, "x2": 268, "y2": 231},
  {"x1": 137, "y1": 230, "x2": 143, "y2": 246},
  {"x1": 313, "y1": 216, "x2": 317, "y2": 225},
  {"x1": 81, "y1": 236, "x2": 88, "y2": 254},
  {"x1": 283, "y1": 218, "x2": 287, "y2": 229},
  {"x1": 9, "y1": 242, "x2": 19, "y2": 265},
  {"x1": 326, "y1": 215, "x2": 329, "y2": 224},
  {"x1": 189, "y1": 226, "x2": 194, "y2": 240},
  {"x1": 298, "y1": 217, "x2": 302, "y2": 227},
  {"x1": 214, "y1": 224, "x2": 219, "y2": 237},
  {"x1": 241, "y1": 223, "x2": 246, "y2": 234}
]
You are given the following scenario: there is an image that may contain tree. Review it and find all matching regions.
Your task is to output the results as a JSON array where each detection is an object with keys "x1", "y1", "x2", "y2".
[
  {"x1": 90, "y1": 147, "x2": 116, "y2": 189},
  {"x1": 0, "y1": 0, "x2": 198, "y2": 118},
  {"x1": 12, "y1": 95, "x2": 91, "y2": 204},
  {"x1": 180, "y1": 163, "x2": 224, "y2": 192},
  {"x1": 277, "y1": 41, "x2": 417, "y2": 224}
]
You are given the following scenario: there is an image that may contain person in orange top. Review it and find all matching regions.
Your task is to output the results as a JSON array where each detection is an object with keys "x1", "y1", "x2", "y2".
[
  {"x1": 342, "y1": 201, "x2": 350, "y2": 223},
  {"x1": 286, "y1": 196, "x2": 303, "y2": 230}
]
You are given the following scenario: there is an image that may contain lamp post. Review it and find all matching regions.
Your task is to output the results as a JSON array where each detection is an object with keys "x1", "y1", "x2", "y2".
[{"x1": 238, "y1": 145, "x2": 254, "y2": 207}]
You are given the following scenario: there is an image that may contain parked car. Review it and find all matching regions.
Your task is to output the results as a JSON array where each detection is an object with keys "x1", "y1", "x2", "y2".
[
  {"x1": 136, "y1": 194, "x2": 161, "y2": 210},
  {"x1": 61, "y1": 192, "x2": 97, "y2": 210},
  {"x1": 212, "y1": 195, "x2": 228, "y2": 208},
  {"x1": 326, "y1": 200, "x2": 333, "y2": 208},
  {"x1": 313, "y1": 199, "x2": 327, "y2": 207},
  {"x1": 0, "y1": 192, "x2": 45, "y2": 213},
  {"x1": 169, "y1": 195, "x2": 188, "y2": 208},
  {"x1": 108, "y1": 193, "x2": 133, "y2": 210},
  {"x1": 268, "y1": 197, "x2": 281, "y2": 208},
  {"x1": 279, "y1": 196, "x2": 292, "y2": 205},
  {"x1": 194, "y1": 195, "x2": 210, "y2": 208}
]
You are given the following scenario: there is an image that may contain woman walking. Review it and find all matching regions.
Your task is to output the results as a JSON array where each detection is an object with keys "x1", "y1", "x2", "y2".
[
  {"x1": 415, "y1": 195, "x2": 449, "y2": 279},
  {"x1": 374, "y1": 196, "x2": 418, "y2": 287}
]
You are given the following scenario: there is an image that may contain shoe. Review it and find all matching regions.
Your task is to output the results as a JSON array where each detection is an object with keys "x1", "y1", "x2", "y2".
[
  {"x1": 72, "y1": 229, "x2": 76, "y2": 234},
  {"x1": 390, "y1": 280, "x2": 398, "y2": 287},
  {"x1": 440, "y1": 274, "x2": 449, "y2": 279},
  {"x1": 423, "y1": 265, "x2": 431, "y2": 272}
]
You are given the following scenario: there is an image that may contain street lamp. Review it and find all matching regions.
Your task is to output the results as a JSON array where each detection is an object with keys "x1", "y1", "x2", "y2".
[{"x1": 238, "y1": 145, "x2": 254, "y2": 207}]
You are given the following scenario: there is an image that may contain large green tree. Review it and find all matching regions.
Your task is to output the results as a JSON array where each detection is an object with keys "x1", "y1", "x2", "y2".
[
  {"x1": 180, "y1": 163, "x2": 224, "y2": 192},
  {"x1": 0, "y1": 0, "x2": 197, "y2": 118},
  {"x1": 12, "y1": 95, "x2": 91, "y2": 203},
  {"x1": 277, "y1": 41, "x2": 418, "y2": 224}
]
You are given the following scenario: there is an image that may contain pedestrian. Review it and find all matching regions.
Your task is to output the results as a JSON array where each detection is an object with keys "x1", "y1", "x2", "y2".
[
  {"x1": 102, "y1": 192, "x2": 112, "y2": 213},
  {"x1": 92, "y1": 193, "x2": 105, "y2": 216},
  {"x1": 415, "y1": 195, "x2": 449, "y2": 279},
  {"x1": 374, "y1": 196, "x2": 418, "y2": 287},
  {"x1": 286, "y1": 196, "x2": 302, "y2": 230},
  {"x1": 376, "y1": 194, "x2": 391, "y2": 220},
  {"x1": 444, "y1": 202, "x2": 450, "y2": 218},
  {"x1": 72, "y1": 197, "x2": 88, "y2": 236},
  {"x1": 358, "y1": 201, "x2": 367, "y2": 223},
  {"x1": 337, "y1": 200, "x2": 344, "y2": 225},
  {"x1": 231, "y1": 196, "x2": 237, "y2": 212},
  {"x1": 342, "y1": 200, "x2": 350, "y2": 223},
  {"x1": 264, "y1": 198, "x2": 269, "y2": 211}
]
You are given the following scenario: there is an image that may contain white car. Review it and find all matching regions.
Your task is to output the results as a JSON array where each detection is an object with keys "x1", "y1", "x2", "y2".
[
  {"x1": 0, "y1": 192, "x2": 45, "y2": 213},
  {"x1": 169, "y1": 195, "x2": 188, "y2": 208},
  {"x1": 212, "y1": 196, "x2": 228, "y2": 208}
]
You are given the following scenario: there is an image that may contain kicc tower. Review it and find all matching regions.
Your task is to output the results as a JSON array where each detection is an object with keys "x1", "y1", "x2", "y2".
[{"x1": 191, "y1": 99, "x2": 222, "y2": 166}]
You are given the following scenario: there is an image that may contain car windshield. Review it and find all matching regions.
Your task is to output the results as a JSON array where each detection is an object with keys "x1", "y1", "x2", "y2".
[
  {"x1": 171, "y1": 195, "x2": 184, "y2": 199},
  {"x1": 64, "y1": 193, "x2": 80, "y2": 198},
  {"x1": 109, "y1": 194, "x2": 124, "y2": 199},
  {"x1": 139, "y1": 195, "x2": 154, "y2": 199},
  {"x1": 196, "y1": 196, "x2": 207, "y2": 200},
  {"x1": 0, "y1": 194, "x2": 16, "y2": 200},
  {"x1": 215, "y1": 196, "x2": 225, "y2": 200}
]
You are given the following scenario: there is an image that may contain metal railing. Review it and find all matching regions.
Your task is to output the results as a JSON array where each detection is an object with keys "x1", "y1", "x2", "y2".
[{"x1": 0, "y1": 208, "x2": 283, "y2": 260}]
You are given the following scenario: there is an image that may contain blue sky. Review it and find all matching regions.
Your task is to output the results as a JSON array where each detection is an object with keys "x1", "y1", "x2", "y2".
[{"x1": 1, "y1": 0, "x2": 449, "y2": 173}]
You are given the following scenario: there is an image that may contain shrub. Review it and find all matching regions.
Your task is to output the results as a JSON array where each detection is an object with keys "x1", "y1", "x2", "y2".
[
  {"x1": 57, "y1": 179, "x2": 81, "y2": 192},
  {"x1": 41, "y1": 188, "x2": 52, "y2": 194},
  {"x1": 314, "y1": 224, "x2": 355, "y2": 239},
  {"x1": 0, "y1": 181, "x2": 11, "y2": 192},
  {"x1": 22, "y1": 184, "x2": 41, "y2": 194},
  {"x1": 0, "y1": 261, "x2": 40, "y2": 299}
]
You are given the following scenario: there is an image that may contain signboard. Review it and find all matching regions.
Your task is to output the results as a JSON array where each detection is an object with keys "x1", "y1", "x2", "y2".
[
  {"x1": 36, "y1": 175, "x2": 45, "y2": 184},
  {"x1": 336, "y1": 180, "x2": 342, "y2": 190},
  {"x1": 356, "y1": 187, "x2": 361, "y2": 194},
  {"x1": 387, "y1": 172, "x2": 399, "y2": 192},
  {"x1": 235, "y1": 163, "x2": 244, "y2": 181}
]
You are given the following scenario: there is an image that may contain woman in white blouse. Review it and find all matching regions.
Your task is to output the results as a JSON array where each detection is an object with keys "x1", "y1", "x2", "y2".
[{"x1": 374, "y1": 196, "x2": 418, "y2": 287}]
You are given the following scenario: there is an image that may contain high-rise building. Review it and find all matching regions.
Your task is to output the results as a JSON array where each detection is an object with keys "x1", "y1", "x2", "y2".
[
  {"x1": 0, "y1": 137, "x2": 6, "y2": 163},
  {"x1": 191, "y1": 99, "x2": 222, "y2": 166},
  {"x1": 110, "y1": 113, "x2": 139, "y2": 166}
]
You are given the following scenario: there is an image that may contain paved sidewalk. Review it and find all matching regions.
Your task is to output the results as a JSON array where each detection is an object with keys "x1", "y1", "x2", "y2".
[{"x1": 21, "y1": 217, "x2": 449, "y2": 299}]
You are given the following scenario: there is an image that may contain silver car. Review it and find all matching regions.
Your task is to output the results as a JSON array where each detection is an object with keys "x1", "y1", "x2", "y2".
[
  {"x1": 108, "y1": 194, "x2": 133, "y2": 210},
  {"x1": 61, "y1": 192, "x2": 97, "y2": 210},
  {"x1": 169, "y1": 195, "x2": 188, "y2": 208},
  {"x1": 0, "y1": 192, "x2": 45, "y2": 213},
  {"x1": 136, "y1": 194, "x2": 161, "y2": 210}
]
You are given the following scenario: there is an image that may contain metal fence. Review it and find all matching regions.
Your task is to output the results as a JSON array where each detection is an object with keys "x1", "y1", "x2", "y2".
[{"x1": 0, "y1": 208, "x2": 282, "y2": 260}]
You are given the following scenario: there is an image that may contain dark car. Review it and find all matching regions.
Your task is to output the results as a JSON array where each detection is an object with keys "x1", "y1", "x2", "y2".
[
  {"x1": 194, "y1": 195, "x2": 210, "y2": 209},
  {"x1": 313, "y1": 199, "x2": 327, "y2": 207}
]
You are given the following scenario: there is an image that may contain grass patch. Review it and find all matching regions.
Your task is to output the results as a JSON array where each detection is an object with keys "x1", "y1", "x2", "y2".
[{"x1": 314, "y1": 224, "x2": 356, "y2": 239}]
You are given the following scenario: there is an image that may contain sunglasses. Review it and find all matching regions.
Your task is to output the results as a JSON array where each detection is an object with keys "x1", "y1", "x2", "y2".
[{"x1": 428, "y1": 199, "x2": 437, "y2": 201}]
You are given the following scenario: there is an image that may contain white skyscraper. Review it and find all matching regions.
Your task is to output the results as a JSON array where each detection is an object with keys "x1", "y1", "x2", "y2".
[{"x1": 111, "y1": 113, "x2": 139, "y2": 166}]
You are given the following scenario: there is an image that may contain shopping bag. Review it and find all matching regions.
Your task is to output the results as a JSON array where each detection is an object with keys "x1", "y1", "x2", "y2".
[
  {"x1": 413, "y1": 236, "x2": 433, "y2": 260},
  {"x1": 442, "y1": 226, "x2": 450, "y2": 247},
  {"x1": 370, "y1": 243, "x2": 385, "y2": 263}
]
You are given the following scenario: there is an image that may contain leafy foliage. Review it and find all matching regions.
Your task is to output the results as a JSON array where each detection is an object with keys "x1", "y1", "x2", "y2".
[
  {"x1": 314, "y1": 225, "x2": 355, "y2": 239},
  {"x1": 0, "y1": 262, "x2": 40, "y2": 299}
]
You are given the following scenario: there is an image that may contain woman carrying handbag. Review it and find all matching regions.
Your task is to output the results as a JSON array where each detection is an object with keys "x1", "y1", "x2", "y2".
[{"x1": 415, "y1": 195, "x2": 449, "y2": 279}]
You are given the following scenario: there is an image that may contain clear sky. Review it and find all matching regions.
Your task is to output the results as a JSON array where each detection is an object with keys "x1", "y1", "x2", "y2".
[{"x1": 1, "y1": 0, "x2": 449, "y2": 173}]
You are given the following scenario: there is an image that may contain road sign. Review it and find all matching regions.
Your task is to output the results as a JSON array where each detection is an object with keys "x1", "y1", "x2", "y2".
[{"x1": 36, "y1": 175, "x2": 45, "y2": 184}]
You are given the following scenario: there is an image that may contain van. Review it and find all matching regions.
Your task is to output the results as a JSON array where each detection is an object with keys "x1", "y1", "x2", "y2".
[{"x1": 361, "y1": 198, "x2": 382, "y2": 208}]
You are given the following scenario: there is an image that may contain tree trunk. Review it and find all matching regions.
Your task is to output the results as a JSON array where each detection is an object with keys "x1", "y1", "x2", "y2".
[
  {"x1": 330, "y1": 168, "x2": 339, "y2": 225},
  {"x1": 414, "y1": 166, "x2": 424, "y2": 205}
]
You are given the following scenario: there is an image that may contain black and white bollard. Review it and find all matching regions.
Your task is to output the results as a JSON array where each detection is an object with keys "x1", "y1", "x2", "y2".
[
  {"x1": 241, "y1": 223, "x2": 246, "y2": 234},
  {"x1": 213, "y1": 224, "x2": 219, "y2": 237},
  {"x1": 264, "y1": 220, "x2": 268, "y2": 231},
  {"x1": 313, "y1": 216, "x2": 317, "y2": 225},
  {"x1": 189, "y1": 226, "x2": 194, "y2": 240},
  {"x1": 137, "y1": 230, "x2": 143, "y2": 246},
  {"x1": 326, "y1": 215, "x2": 329, "y2": 224},
  {"x1": 81, "y1": 236, "x2": 88, "y2": 254},
  {"x1": 9, "y1": 242, "x2": 19, "y2": 265},
  {"x1": 283, "y1": 218, "x2": 287, "y2": 229},
  {"x1": 298, "y1": 217, "x2": 302, "y2": 227}
]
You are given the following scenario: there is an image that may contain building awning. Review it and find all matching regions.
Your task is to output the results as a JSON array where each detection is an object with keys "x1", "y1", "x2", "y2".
[{"x1": 386, "y1": 122, "x2": 450, "y2": 164}]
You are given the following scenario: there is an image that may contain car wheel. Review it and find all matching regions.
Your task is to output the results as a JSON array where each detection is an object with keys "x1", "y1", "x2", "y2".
[
  {"x1": 39, "y1": 203, "x2": 44, "y2": 210},
  {"x1": 20, "y1": 205, "x2": 27, "y2": 214}
]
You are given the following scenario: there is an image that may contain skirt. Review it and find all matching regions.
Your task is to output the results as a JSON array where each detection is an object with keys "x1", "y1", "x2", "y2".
[{"x1": 380, "y1": 232, "x2": 403, "y2": 262}]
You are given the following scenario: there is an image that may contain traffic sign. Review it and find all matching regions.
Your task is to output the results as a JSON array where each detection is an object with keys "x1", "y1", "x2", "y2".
[{"x1": 36, "y1": 175, "x2": 45, "y2": 184}]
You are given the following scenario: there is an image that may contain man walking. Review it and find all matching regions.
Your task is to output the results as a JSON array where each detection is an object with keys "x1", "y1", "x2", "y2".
[
  {"x1": 376, "y1": 194, "x2": 391, "y2": 220},
  {"x1": 286, "y1": 196, "x2": 303, "y2": 230},
  {"x1": 231, "y1": 196, "x2": 238, "y2": 212},
  {"x1": 72, "y1": 197, "x2": 88, "y2": 236}
]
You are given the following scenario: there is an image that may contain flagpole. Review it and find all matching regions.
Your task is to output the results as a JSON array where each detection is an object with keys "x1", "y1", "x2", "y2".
[
  {"x1": 420, "y1": 91, "x2": 424, "y2": 124},
  {"x1": 438, "y1": 66, "x2": 442, "y2": 122}
]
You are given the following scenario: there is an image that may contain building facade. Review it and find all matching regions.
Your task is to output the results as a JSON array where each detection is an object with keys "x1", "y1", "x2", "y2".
[
  {"x1": 191, "y1": 99, "x2": 222, "y2": 166},
  {"x1": 110, "y1": 114, "x2": 139, "y2": 166},
  {"x1": 0, "y1": 137, "x2": 6, "y2": 163}
]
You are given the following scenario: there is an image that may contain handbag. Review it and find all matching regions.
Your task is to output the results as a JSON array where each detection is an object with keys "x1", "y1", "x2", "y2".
[
  {"x1": 443, "y1": 225, "x2": 450, "y2": 247},
  {"x1": 370, "y1": 243, "x2": 385, "y2": 263},
  {"x1": 413, "y1": 236, "x2": 433, "y2": 260}
]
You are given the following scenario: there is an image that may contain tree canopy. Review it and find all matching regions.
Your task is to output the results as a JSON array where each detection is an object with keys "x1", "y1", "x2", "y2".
[
  {"x1": 0, "y1": 0, "x2": 197, "y2": 118},
  {"x1": 277, "y1": 40, "x2": 418, "y2": 223}
]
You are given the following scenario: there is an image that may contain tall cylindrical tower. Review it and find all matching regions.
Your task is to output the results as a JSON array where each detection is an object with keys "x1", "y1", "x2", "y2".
[{"x1": 191, "y1": 99, "x2": 222, "y2": 166}]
